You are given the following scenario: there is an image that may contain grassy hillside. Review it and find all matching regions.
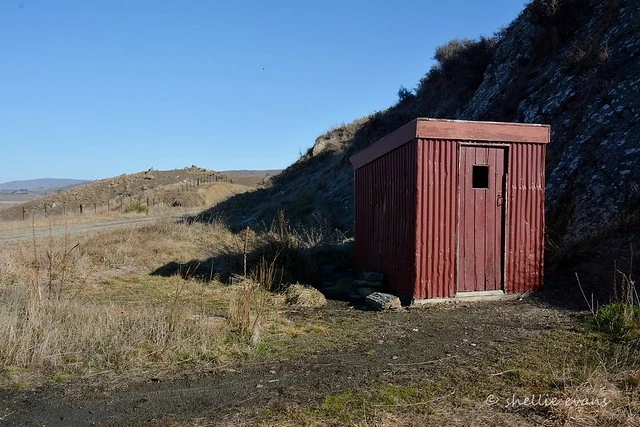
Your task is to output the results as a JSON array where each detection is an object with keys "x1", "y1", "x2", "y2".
[{"x1": 0, "y1": 167, "x2": 248, "y2": 221}]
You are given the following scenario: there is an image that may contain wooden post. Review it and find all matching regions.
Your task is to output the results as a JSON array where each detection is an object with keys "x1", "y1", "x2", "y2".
[
  {"x1": 44, "y1": 204, "x2": 47, "y2": 217},
  {"x1": 22, "y1": 207, "x2": 26, "y2": 220},
  {"x1": 146, "y1": 196, "x2": 149, "y2": 207},
  {"x1": 80, "y1": 204, "x2": 83, "y2": 215},
  {"x1": 94, "y1": 202, "x2": 97, "y2": 213}
]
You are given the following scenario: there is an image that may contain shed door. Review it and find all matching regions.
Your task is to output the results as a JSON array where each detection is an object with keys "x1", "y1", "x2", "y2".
[{"x1": 459, "y1": 146, "x2": 506, "y2": 292}]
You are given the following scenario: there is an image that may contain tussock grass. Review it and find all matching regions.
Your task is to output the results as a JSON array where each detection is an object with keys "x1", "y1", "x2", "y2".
[
  {"x1": 0, "y1": 287, "x2": 228, "y2": 373},
  {"x1": 124, "y1": 202, "x2": 149, "y2": 214},
  {"x1": 284, "y1": 283, "x2": 327, "y2": 308},
  {"x1": 0, "y1": 218, "x2": 300, "y2": 388},
  {"x1": 228, "y1": 276, "x2": 272, "y2": 345}
]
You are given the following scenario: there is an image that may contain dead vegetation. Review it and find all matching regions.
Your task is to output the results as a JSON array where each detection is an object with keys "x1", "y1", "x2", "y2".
[{"x1": 0, "y1": 216, "x2": 336, "y2": 388}]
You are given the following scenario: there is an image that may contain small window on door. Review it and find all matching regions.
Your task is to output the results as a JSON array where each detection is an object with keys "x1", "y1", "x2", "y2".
[{"x1": 472, "y1": 165, "x2": 489, "y2": 189}]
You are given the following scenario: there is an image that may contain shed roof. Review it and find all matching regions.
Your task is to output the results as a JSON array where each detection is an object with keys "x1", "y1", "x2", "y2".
[{"x1": 350, "y1": 118, "x2": 550, "y2": 169}]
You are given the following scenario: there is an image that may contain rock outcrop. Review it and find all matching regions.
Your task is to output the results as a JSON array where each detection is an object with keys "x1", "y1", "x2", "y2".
[{"x1": 206, "y1": 0, "x2": 639, "y2": 253}]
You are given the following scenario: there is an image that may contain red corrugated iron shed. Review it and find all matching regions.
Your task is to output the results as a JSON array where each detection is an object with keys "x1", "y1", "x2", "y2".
[{"x1": 349, "y1": 118, "x2": 550, "y2": 303}]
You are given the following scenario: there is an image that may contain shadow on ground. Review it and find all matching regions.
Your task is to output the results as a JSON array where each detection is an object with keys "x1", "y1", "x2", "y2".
[
  {"x1": 151, "y1": 259, "x2": 217, "y2": 282},
  {"x1": 150, "y1": 239, "x2": 356, "y2": 298}
]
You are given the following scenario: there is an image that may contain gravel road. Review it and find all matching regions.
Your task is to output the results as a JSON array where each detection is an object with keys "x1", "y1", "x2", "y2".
[{"x1": 0, "y1": 216, "x2": 169, "y2": 246}]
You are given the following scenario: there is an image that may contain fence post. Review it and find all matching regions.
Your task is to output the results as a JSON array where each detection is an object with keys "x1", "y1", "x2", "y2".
[
  {"x1": 80, "y1": 204, "x2": 83, "y2": 215},
  {"x1": 94, "y1": 202, "x2": 97, "y2": 213},
  {"x1": 22, "y1": 207, "x2": 26, "y2": 220}
]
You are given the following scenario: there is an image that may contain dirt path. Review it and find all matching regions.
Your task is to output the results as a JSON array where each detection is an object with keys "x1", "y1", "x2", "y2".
[
  {"x1": 0, "y1": 216, "x2": 179, "y2": 246},
  {"x1": 0, "y1": 299, "x2": 580, "y2": 426}
]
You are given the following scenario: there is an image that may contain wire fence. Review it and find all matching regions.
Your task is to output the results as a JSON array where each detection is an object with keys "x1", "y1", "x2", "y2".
[{"x1": 18, "y1": 174, "x2": 232, "y2": 220}]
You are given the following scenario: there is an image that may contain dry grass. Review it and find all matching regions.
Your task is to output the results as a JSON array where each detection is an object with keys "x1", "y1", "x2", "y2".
[
  {"x1": 210, "y1": 211, "x2": 346, "y2": 288},
  {"x1": 0, "y1": 204, "x2": 200, "y2": 232},
  {"x1": 0, "y1": 286, "x2": 229, "y2": 374},
  {"x1": 0, "y1": 217, "x2": 303, "y2": 388},
  {"x1": 284, "y1": 283, "x2": 327, "y2": 308},
  {"x1": 78, "y1": 219, "x2": 230, "y2": 271},
  {"x1": 227, "y1": 276, "x2": 272, "y2": 346}
]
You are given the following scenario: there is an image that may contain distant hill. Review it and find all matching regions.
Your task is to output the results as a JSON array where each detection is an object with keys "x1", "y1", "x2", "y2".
[
  {"x1": 0, "y1": 178, "x2": 90, "y2": 192},
  {"x1": 0, "y1": 167, "x2": 250, "y2": 221}
]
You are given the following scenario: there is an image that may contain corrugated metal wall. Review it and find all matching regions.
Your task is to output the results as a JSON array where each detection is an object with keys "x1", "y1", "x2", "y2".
[
  {"x1": 351, "y1": 119, "x2": 548, "y2": 301},
  {"x1": 415, "y1": 139, "x2": 458, "y2": 299},
  {"x1": 354, "y1": 141, "x2": 418, "y2": 298},
  {"x1": 505, "y1": 143, "x2": 546, "y2": 293}
]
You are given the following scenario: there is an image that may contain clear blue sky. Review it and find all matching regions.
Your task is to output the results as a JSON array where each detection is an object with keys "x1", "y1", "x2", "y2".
[{"x1": 1, "y1": 0, "x2": 527, "y2": 182}]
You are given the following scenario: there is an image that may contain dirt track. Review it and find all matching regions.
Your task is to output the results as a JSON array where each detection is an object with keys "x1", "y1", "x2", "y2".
[
  {"x1": 0, "y1": 216, "x2": 175, "y2": 247},
  {"x1": 0, "y1": 299, "x2": 581, "y2": 426}
]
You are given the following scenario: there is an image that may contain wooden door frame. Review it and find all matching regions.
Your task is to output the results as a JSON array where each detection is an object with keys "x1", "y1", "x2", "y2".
[{"x1": 455, "y1": 143, "x2": 509, "y2": 294}]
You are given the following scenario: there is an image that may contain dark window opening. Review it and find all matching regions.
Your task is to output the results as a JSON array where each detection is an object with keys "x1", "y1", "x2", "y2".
[{"x1": 472, "y1": 165, "x2": 489, "y2": 189}]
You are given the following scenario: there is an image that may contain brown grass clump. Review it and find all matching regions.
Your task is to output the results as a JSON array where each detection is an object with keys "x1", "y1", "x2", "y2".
[
  {"x1": 284, "y1": 283, "x2": 327, "y2": 308},
  {"x1": 227, "y1": 276, "x2": 272, "y2": 346}
]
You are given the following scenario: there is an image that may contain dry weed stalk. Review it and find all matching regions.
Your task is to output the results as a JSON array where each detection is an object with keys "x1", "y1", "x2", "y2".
[
  {"x1": 13, "y1": 218, "x2": 82, "y2": 304},
  {"x1": 228, "y1": 276, "x2": 270, "y2": 345}
]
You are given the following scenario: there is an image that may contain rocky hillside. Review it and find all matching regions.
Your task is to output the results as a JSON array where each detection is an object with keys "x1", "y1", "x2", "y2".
[{"x1": 206, "y1": 0, "x2": 639, "y2": 255}]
